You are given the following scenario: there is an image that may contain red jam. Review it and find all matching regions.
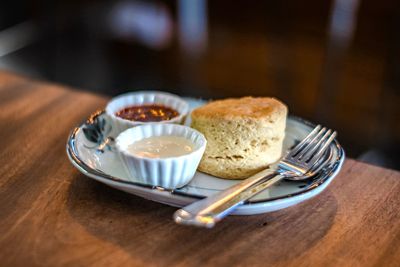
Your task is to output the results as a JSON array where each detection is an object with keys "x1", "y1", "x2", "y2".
[{"x1": 115, "y1": 104, "x2": 179, "y2": 122}]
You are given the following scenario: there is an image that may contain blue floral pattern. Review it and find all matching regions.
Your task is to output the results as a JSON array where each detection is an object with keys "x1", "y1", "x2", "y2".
[{"x1": 82, "y1": 111, "x2": 114, "y2": 153}]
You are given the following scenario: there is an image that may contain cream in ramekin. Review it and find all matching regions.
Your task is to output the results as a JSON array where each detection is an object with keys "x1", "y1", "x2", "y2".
[
  {"x1": 115, "y1": 124, "x2": 207, "y2": 189},
  {"x1": 106, "y1": 91, "x2": 189, "y2": 134}
]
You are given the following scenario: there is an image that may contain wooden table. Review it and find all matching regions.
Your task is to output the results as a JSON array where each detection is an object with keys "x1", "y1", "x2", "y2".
[{"x1": 1, "y1": 71, "x2": 400, "y2": 267}]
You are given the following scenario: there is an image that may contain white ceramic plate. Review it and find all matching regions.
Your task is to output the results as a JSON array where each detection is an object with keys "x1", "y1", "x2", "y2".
[{"x1": 66, "y1": 98, "x2": 345, "y2": 215}]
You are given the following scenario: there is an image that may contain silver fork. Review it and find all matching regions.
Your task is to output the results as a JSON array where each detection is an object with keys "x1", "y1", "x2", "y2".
[{"x1": 174, "y1": 125, "x2": 337, "y2": 228}]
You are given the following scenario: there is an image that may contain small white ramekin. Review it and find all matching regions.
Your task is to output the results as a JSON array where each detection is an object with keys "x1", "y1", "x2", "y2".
[
  {"x1": 106, "y1": 91, "x2": 189, "y2": 134},
  {"x1": 115, "y1": 123, "x2": 207, "y2": 189}
]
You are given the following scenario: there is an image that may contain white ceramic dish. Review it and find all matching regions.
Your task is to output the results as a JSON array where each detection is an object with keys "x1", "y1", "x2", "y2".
[
  {"x1": 116, "y1": 124, "x2": 206, "y2": 189},
  {"x1": 67, "y1": 98, "x2": 345, "y2": 215},
  {"x1": 105, "y1": 91, "x2": 189, "y2": 134}
]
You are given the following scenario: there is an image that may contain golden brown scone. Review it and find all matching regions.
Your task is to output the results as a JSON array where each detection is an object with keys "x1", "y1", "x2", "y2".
[{"x1": 191, "y1": 97, "x2": 287, "y2": 179}]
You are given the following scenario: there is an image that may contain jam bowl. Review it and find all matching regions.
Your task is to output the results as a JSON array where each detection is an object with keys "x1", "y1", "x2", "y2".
[
  {"x1": 106, "y1": 91, "x2": 189, "y2": 134},
  {"x1": 115, "y1": 123, "x2": 207, "y2": 189}
]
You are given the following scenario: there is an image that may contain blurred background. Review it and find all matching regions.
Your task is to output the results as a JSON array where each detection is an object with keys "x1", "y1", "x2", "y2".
[{"x1": 0, "y1": 0, "x2": 399, "y2": 169}]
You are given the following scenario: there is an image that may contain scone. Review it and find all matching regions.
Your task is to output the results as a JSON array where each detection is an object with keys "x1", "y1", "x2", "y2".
[{"x1": 191, "y1": 97, "x2": 287, "y2": 179}]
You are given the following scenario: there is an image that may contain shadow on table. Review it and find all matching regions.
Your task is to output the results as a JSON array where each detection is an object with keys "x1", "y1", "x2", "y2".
[{"x1": 66, "y1": 173, "x2": 338, "y2": 265}]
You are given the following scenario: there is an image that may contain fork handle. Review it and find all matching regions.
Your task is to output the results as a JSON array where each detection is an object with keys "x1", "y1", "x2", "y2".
[{"x1": 173, "y1": 168, "x2": 284, "y2": 228}]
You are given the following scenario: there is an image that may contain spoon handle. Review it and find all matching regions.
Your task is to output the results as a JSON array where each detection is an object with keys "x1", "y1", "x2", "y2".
[{"x1": 173, "y1": 168, "x2": 284, "y2": 228}]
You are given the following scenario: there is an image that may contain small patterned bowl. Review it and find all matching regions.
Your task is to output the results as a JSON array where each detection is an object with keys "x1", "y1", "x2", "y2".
[
  {"x1": 115, "y1": 123, "x2": 207, "y2": 189},
  {"x1": 106, "y1": 91, "x2": 189, "y2": 134}
]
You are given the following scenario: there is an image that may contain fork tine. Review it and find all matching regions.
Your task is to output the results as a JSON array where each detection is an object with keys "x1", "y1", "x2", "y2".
[
  {"x1": 304, "y1": 130, "x2": 336, "y2": 166},
  {"x1": 288, "y1": 125, "x2": 321, "y2": 156},
  {"x1": 309, "y1": 147, "x2": 332, "y2": 173},
  {"x1": 299, "y1": 129, "x2": 331, "y2": 162},
  {"x1": 311, "y1": 131, "x2": 337, "y2": 161},
  {"x1": 290, "y1": 144, "x2": 333, "y2": 180},
  {"x1": 296, "y1": 127, "x2": 327, "y2": 159}
]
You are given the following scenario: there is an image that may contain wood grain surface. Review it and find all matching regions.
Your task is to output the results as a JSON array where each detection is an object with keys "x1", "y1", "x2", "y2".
[{"x1": 0, "y1": 71, "x2": 400, "y2": 267}]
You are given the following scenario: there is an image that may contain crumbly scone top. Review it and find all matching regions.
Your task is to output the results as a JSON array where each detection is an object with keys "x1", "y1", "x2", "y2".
[{"x1": 192, "y1": 96, "x2": 287, "y2": 119}]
